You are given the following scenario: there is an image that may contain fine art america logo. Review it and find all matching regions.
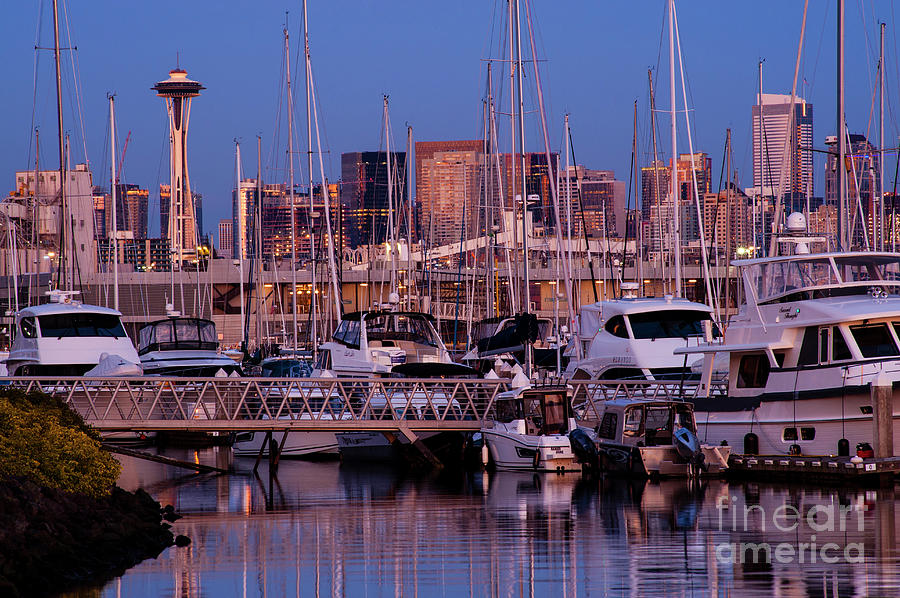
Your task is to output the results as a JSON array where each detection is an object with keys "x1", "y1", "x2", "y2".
[{"x1": 714, "y1": 495, "x2": 865, "y2": 565}]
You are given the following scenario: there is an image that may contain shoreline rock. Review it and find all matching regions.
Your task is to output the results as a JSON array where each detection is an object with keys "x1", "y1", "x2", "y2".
[{"x1": 0, "y1": 477, "x2": 178, "y2": 597}]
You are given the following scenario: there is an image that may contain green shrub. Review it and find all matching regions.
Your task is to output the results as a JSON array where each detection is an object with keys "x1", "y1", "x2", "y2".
[{"x1": 0, "y1": 391, "x2": 119, "y2": 497}]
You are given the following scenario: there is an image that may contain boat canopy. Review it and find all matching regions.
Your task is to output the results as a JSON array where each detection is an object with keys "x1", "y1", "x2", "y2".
[
  {"x1": 138, "y1": 318, "x2": 218, "y2": 354},
  {"x1": 739, "y1": 252, "x2": 900, "y2": 306}
]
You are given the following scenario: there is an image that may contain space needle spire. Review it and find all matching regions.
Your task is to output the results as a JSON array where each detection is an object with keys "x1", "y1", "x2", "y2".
[{"x1": 153, "y1": 68, "x2": 204, "y2": 269}]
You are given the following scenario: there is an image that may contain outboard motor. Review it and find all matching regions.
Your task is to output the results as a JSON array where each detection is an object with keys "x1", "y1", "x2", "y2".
[
  {"x1": 674, "y1": 427, "x2": 706, "y2": 472},
  {"x1": 569, "y1": 428, "x2": 599, "y2": 473}
]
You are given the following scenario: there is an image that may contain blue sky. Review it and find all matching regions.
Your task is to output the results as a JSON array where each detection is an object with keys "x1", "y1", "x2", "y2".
[{"x1": 1, "y1": 1, "x2": 898, "y2": 237}]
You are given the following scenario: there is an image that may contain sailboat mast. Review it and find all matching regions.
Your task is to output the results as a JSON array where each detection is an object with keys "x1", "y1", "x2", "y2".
[
  {"x1": 648, "y1": 70, "x2": 666, "y2": 295},
  {"x1": 256, "y1": 136, "x2": 264, "y2": 346},
  {"x1": 837, "y1": 0, "x2": 847, "y2": 251},
  {"x1": 235, "y1": 141, "x2": 245, "y2": 352},
  {"x1": 507, "y1": 0, "x2": 520, "y2": 313},
  {"x1": 302, "y1": 1, "x2": 318, "y2": 354},
  {"x1": 512, "y1": 0, "x2": 532, "y2": 376},
  {"x1": 880, "y1": 22, "x2": 885, "y2": 251},
  {"x1": 109, "y1": 95, "x2": 119, "y2": 310},
  {"x1": 384, "y1": 96, "x2": 397, "y2": 297},
  {"x1": 285, "y1": 23, "x2": 299, "y2": 352},
  {"x1": 669, "y1": 0, "x2": 681, "y2": 297},
  {"x1": 52, "y1": 0, "x2": 67, "y2": 290}
]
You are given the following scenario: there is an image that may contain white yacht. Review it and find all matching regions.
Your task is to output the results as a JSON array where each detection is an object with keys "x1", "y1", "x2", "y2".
[
  {"x1": 565, "y1": 289, "x2": 718, "y2": 381},
  {"x1": 461, "y1": 314, "x2": 560, "y2": 373},
  {"x1": 586, "y1": 398, "x2": 730, "y2": 476},
  {"x1": 6, "y1": 291, "x2": 141, "y2": 376},
  {"x1": 137, "y1": 317, "x2": 241, "y2": 376},
  {"x1": 481, "y1": 385, "x2": 585, "y2": 472},
  {"x1": 682, "y1": 245, "x2": 900, "y2": 456},
  {"x1": 313, "y1": 310, "x2": 476, "y2": 378}
]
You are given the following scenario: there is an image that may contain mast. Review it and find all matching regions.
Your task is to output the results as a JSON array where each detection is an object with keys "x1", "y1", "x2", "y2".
[
  {"x1": 512, "y1": 0, "x2": 532, "y2": 376},
  {"x1": 405, "y1": 125, "x2": 415, "y2": 306},
  {"x1": 109, "y1": 95, "x2": 119, "y2": 310},
  {"x1": 52, "y1": 0, "x2": 67, "y2": 290},
  {"x1": 508, "y1": 0, "x2": 520, "y2": 312},
  {"x1": 648, "y1": 70, "x2": 666, "y2": 295},
  {"x1": 255, "y1": 136, "x2": 264, "y2": 346},
  {"x1": 384, "y1": 95, "x2": 397, "y2": 298},
  {"x1": 285, "y1": 22, "x2": 299, "y2": 352},
  {"x1": 669, "y1": 0, "x2": 681, "y2": 297},
  {"x1": 235, "y1": 141, "x2": 245, "y2": 352},
  {"x1": 837, "y1": 0, "x2": 847, "y2": 251},
  {"x1": 757, "y1": 60, "x2": 764, "y2": 254},
  {"x1": 880, "y1": 22, "x2": 885, "y2": 251},
  {"x1": 564, "y1": 114, "x2": 574, "y2": 307},
  {"x1": 302, "y1": 2, "x2": 318, "y2": 354}
]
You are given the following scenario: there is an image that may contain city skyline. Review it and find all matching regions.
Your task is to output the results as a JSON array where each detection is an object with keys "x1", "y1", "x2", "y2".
[{"x1": 1, "y1": 1, "x2": 898, "y2": 236}]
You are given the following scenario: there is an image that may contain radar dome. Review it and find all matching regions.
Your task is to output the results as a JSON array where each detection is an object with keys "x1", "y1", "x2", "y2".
[{"x1": 786, "y1": 212, "x2": 806, "y2": 232}]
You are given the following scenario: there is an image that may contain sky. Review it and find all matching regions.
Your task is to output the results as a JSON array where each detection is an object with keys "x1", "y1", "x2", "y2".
[{"x1": 1, "y1": 1, "x2": 899, "y2": 239}]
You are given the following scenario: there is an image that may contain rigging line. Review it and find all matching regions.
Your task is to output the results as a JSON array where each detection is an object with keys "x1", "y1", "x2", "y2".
[
  {"x1": 856, "y1": 0, "x2": 878, "y2": 95},
  {"x1": 61, "y1": 0, "x2": 88, "y2": 166},
  {"x1": 27, "y1": 0, "x2": 45, "y2": 165}
]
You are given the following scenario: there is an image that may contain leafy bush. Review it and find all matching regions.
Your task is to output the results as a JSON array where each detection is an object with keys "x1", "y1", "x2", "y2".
[{"x1": 0, "y1": 390, "x2": 119, "y2": 497}]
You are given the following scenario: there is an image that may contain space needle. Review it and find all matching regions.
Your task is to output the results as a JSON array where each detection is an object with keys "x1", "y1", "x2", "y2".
[{"x1": 152, "y1": 68, "x2": 204, "y2": 269}]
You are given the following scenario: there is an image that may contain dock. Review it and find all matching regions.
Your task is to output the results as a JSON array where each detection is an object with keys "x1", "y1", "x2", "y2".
[{"x1": 728, "y1": 454, "x2": 900, "y2": 485}]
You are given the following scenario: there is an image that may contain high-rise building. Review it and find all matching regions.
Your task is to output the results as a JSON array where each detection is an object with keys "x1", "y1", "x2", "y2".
[
  {"x1": 416, "y1": 140, "x2": 484, "y2": 247},
  {"x1": 218, "y1": 218, "x2": 233, "y2": 259},
  {"x1": 153, "y1": 68, "x2": 204, "y2": 267},
  {"x1": 752, "y1": 93, "x2": 813, "y2": 199},
  {"x1": 92, "y1": 187, "x2": 107, "y2": 239},
  {"x1": 824, "y1": 134, "x2": 880, "y2": 248},
  {"x1": 674, "y1": 152, "x2": 712, "y2": 241},
  {"x1": 558, "y1": 167, "x2": 628, "y2": 239},
  {"x1": 340, "y1": 151, "x2": 407, "y2": 248},
  {"x1": 106, "y1": 184, "x2": 149, "y2": 240}
]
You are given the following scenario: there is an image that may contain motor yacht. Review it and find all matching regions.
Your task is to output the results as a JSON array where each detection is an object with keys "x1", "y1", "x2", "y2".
[
  {"x1": 6, "y1": 291, "x2": 141, "y2": 376},
  {"x1": 137, "y1": 317, "x2": 241, "y2": 377},
  {"x1": 682, "y1": 237, "x2": 900, "y2": 456},
  {"x1": 564, "y1": 286, "x2": 718, "y2": 382}
]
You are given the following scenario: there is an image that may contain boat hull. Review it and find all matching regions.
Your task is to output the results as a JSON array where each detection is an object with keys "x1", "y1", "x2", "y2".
[{"x1": 482, "y1": 427, "x2": 580, "y2": 472}]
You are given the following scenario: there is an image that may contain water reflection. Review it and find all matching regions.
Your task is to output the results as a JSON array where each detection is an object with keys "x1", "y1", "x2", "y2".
[{"x1": 69, "y1": 451, "x2": 900, "y2": 597}]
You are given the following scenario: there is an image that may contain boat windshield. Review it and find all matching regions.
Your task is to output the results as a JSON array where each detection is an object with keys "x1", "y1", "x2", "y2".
[
  {"x1": 628, "y1": 310, "x2": 713, "y2": 339},
  {"x1": 744, "y1": 254, "x2": 900, "y2": 304},
  {"x1": 39, "y1": 313, "x2": 127, "y2": 338},
  {"x1": 365, "y1": 313, "x2": 439, "y2": 347},
  {"x1": 138, "y1": 319, "x2": 218, "y2": 354}
]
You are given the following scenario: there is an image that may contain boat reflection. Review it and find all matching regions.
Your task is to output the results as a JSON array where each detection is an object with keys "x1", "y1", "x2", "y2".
[{"x1": 81, "y1": 453, "x2": 900, "y2": 597}]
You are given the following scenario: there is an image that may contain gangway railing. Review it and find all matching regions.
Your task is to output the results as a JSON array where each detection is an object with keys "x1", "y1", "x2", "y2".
[{"x1": 0, "y1": 376, "x2": 729, "y2": 432}]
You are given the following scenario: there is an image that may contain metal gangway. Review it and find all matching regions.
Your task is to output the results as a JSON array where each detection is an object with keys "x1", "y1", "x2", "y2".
[{"x1": 1, "y1": 376, "x2": 727, "y2": 434}]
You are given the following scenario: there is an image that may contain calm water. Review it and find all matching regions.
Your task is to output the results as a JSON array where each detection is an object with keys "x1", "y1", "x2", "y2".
[{"x1": 65, "y1": 448, "x2": 900, "y2": 597}]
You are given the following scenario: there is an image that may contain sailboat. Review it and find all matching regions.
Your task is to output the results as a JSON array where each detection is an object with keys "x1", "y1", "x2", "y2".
[{"x1": 7, "y1": 18, "x2": 141, "y2": 378}]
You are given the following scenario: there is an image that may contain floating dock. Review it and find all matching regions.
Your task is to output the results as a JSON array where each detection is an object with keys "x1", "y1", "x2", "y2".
[{"x1": 728, "y1": 454, "x2": 900, "y2": 485}]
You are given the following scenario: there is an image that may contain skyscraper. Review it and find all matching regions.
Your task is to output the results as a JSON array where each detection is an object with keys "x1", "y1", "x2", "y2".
[
  {"x1": 218, "y1": 218, "x2": 233, "y2": 259},
  {"x1": 416, "y1": 140, "x2": 484, "y2": 247},
  {"x1": 340, "y1": 151, "x2": 407, "y2": 249},
  {"x1": 824, "y1": 134, "x2": 880, "y2": 248},
  {"x1": 153, "y1": 68, "x2": 204, "y2": 267},
  {"x1": 752, "y1": 93, "x2": 813, "y2": 199}
]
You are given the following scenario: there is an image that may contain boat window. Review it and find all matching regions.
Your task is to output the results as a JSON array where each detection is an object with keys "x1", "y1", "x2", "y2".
[
  {"x1": 175, "y1": 320, "x2": 199, "y2": 342},
  {"x1": 539, "y1": 390, "x2": 570, "y2": 435},
  {"x1": 20, "y1": 317, "x2": 36, "y2": 339},
  {"x1": 832, "y1": 328, "x2": 852, "y2": 361},
  {"x1": 597, "y1": 412, "x2": 618, "y2": 439},
  {"x1": 850, "y1": 323, "x2": 899, "y2": 358},
  {"x1": 800, "y1": 427, "x2": 816, "y2": 441},
  {"x1": 333, "y1": 320, "x2": 349, "y2": 343},
  {"x1": 344, "y1": 320, "x2": 360, "y2": 348},
  {"x1": 645, "y1": 407, "x2": 670, "y2": 431},
  {"x1": 494, "y1": 397, "x2": 524, "y2": 423},
  {"x1": 674, "y1": 405, "x2": 695, "y2": 432},
  {"x1": 798, "y1": 327, "x2": 819, "y2": 366},
  {"x1": 366, "y1": 314, "x2": 437, "y2": 346},
  {"x1": 198, "y1": 321, "x2": 216, "y2": 343},
  {"x1": 604, "y1": 316, "x2": 629, "y2": 339},
  {"x1": 783, "y1": 427, "x2": 798, "y2": 441},
  {"x1": 152, "y1": 321, "x2": 174, "y2": 344},
  {"x1": 834, "y1": 255, "x2": 900, "y2": 284},
  {"x1": 623, "y1": 407, "x2": 643, "y2": 437},
  {"x1": 628, "y1": 310, "x2": 710, "y2": 339},
  {"x1": 39, "y1": 313, "x2": 126, "y2": 338},
  {"x1": 736, "y1": 353, "x2": 770, "y2": 388}
]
